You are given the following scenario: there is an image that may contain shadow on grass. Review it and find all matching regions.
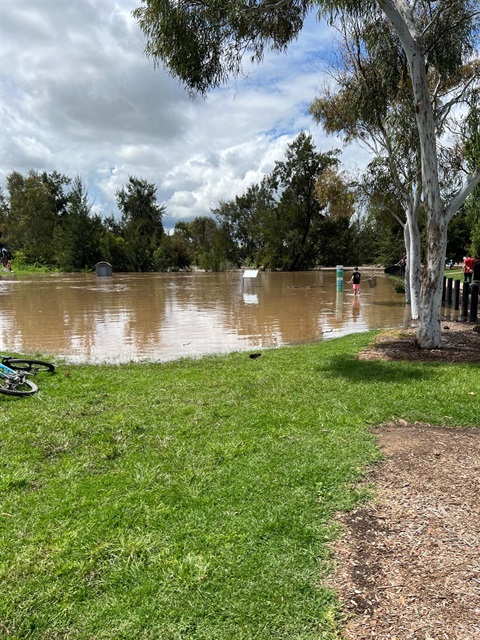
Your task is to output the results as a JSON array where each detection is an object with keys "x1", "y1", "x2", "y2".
[{"x1": 317, "y1": 355, "x2": 430, "y2": 383}]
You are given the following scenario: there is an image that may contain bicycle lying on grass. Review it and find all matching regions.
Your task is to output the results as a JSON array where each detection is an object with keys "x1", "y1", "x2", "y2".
[{"x1": 0, "y1": 356, "x2": 55, "y2": 397}]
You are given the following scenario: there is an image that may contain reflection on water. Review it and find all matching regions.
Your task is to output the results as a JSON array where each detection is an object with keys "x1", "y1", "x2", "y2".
[{"x1": 0, "y1": 271, "x2": 410, "y2": 364}]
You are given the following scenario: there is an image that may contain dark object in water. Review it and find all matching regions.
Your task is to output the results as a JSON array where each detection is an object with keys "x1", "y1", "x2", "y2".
[{"x1": 384, "y1": 264, "x2": 405, "y2": 277}]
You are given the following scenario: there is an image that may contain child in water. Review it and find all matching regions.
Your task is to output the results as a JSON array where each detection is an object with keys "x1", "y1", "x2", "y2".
[{"x1": 349, "y1": 267, "x2": 361, "y2": 295}]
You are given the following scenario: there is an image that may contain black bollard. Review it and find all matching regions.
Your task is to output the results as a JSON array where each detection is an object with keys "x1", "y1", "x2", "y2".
[
  {"x1": 461, "y1": 282, "x2": 470, "y2": 319},
  {"x1": 470, "y1": 283, "x2": 478, "y2": 323},
  {"x1": 442, "y1": 276, "x2": 446, "y2": 302},
  {"x1": 446, "y1": 277, "x2": 453, "y2": 305},
  {"x1": 453, "y1": 279, "x2": 460, "y2": 310}
]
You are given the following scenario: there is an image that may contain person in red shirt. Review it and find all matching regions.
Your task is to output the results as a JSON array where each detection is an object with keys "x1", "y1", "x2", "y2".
[{"x1": 463, "y1": 254, "x2": 475, "y2": 283}]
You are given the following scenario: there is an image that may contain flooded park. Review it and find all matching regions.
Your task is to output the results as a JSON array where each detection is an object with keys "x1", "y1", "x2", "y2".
[{"x1": 0, "y1": 269, "x2": 410, "y2": 364}]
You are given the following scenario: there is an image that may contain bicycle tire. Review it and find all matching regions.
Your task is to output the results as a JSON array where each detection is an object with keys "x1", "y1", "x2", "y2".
[
  {"x1": 0, "y1": 377, "x2": 38, "y2": 396},
  {"x1": 2, "y1": 358, "x2": 55, "y2": 374}
]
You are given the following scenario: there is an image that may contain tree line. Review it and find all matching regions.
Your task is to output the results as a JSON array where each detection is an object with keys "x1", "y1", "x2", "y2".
[{"x1": 0, "y1": 128, "x2": 477, "y2": 274}]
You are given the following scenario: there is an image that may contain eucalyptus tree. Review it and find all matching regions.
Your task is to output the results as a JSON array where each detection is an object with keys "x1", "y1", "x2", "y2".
[
  {"x1": 340, "y1": 1, "x2": 480, "y2": 347},
  {"x1": 310, "y1": 4, "x2": 480, "y2": 324},
  {"x1": 313, "y1": 167, "x2": 359, "y2": 265},
  {"x1": 134, "y1": 0, "x2": 480, "y2": 346},
  {"x1": 116, "y1": 176, "x2": 165, "y2": 272}
]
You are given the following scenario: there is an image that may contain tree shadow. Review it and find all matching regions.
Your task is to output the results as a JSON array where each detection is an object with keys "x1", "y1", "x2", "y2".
[{"x1": 316, "y1": 355, "x2": 430, "y2": 383}]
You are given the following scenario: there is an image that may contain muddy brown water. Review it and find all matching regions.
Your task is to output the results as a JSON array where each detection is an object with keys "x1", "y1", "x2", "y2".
[{"x1": 0, "y1": 270, "x2": 410, "y2": 363}]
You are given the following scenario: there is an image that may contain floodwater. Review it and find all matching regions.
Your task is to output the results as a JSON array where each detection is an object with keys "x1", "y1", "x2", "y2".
[{"x1": 0, "y1": 270, "x2": 410, "y2": 364}]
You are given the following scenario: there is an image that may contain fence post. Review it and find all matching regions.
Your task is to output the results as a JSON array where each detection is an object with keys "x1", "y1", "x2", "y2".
[
  {"x1": 470, "y1": 283, "x2": 478, "y2": 323},
  {"x1": 446, "y1": 277, "x2": 453, "y2": 305},
  {"x1": 461, "y1": 282, "x2": 470, "y2": 319},
  {"x1": 453, "y1": 279, "x2": 460, "y2": 310}
]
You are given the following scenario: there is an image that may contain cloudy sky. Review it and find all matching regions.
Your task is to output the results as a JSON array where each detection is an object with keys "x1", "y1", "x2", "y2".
[{"x1": 1, "y1": 0, "x2": 368, "y2": 230}]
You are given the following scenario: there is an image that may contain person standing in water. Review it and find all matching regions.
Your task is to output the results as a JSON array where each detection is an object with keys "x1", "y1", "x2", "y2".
[{"x1": 349, "y1": 267, "x2": 361, "y2": 295}]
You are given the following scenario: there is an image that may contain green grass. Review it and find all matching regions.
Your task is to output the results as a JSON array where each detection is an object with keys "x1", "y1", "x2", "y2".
[
  {"x1": 1, "y1": 333, "x2": 479, "y2": 639},
  {"x1": 444, "y1": 269, "x2": 463, "y2": 280},
  {"x1": 389, "y1": 275, "x2": 405, "y2": 293}
]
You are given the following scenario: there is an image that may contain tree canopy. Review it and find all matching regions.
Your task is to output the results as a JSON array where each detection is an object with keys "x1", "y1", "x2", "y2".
[{"x1": 133, "y1": 0, "x2": 312, "y2": 95}]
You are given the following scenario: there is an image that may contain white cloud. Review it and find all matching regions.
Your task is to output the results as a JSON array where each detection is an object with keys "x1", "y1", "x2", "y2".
[{"x1": 0, "y1": 0, "x2": 367, "y2": 229}]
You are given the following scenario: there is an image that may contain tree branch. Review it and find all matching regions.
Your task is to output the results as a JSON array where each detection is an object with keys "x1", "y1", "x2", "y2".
[
  {"x1": 245, "y1": 0, "x2": 293, "y2": 12},
  {"x1": 445, "y1": 166, "x2": 480, "y2": 222},
  {"x1": 420, "y1": 1, "x2": 454, "y2": 38},
  {"x1": 436, "y1": 69, "x2": 480, "y2": 126}
]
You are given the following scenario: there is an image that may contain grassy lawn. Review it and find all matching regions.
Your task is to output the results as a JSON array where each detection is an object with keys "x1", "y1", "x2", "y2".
[
  {"x1": 444, "y1": 269, "x2": 464, "y2": 280},
  {"x1": 1, "y1": 333, "x2": 479, "y2": 639}
]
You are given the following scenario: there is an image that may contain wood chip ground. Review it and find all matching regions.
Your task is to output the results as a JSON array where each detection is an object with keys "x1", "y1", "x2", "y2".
[{"x1": 329, "y1": 325, "x2": 480, "y2": 639}]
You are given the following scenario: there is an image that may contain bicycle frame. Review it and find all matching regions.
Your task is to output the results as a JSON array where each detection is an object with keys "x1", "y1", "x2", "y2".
[
  {"x1": 0, "y1": 361, "x2": 38, "y2": 396},
  {"x1": 0, "y1": 360, "x2": 23, "y2": 379}
]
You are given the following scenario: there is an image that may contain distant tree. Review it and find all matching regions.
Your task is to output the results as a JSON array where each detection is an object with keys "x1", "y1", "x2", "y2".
[
  {"x1": 213, "y1": 199, "x2": 244, "y2": 267},
  {"x1": 213, "y1": 134, "x2": 348, "y2": 269},
  {"x1": 347, "y1": 213, "x2": 379, "y2": 266},
  {"x1": 265, "y1": 132, "x2": 339, "y2": 270},
  {"x1": 188, "y1": 216, "x2": 214, "y2": 259},
  {"x1": 187, "y1": 216, "x2": 227, "y2": 270},
  {"x1": 5, "y1": 170, "x2": 70, "y2": 264},
  {"x1": 0, "y1": 188, "x2": 9, "y2": 245},
  {"x1": 213, "y1": 181, "x2": 274, "y2": 267},
  {"x1": 53, "y1": 176, "x2": 104, "y2": 271},
  {"x1": 101, "y1": 215, "x2": 130, "y2": 272},
  {"x1": 153, "y1": 229, "x2": 193, "y2": 271},
  {"x1": 313, "y1": 168, "x2": 357, "y2": 265},
  {"x1": 116, "y1": 177, "x2": 165, "y2": 271}
]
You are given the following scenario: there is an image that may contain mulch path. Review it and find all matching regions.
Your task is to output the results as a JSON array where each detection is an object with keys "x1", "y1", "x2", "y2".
[{"x1": 329, "y1": 325, "x2": 480, "y2": 639}]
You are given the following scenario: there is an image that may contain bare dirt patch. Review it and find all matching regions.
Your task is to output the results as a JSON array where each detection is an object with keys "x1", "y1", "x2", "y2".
[
  {"x1": 329, "y1": 327, "x2": 480, "y2": 639},
  {"x1": 359, "y1": 323, "x2": 480, "y2": 364}
]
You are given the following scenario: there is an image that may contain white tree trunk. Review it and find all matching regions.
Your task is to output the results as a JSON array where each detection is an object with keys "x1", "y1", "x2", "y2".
[
  {"x1": 407, "y1": 222, "x2": 421, "y2": 320},
  {"x1": 404, "y1": 193, "x2": 421, "y2": 320},
  {"x1": 377, "y1": 0, "x2": 447, "y2": 347},
  {"x1": 403, "y1": 222, "x2": 411, "y2": 304}
]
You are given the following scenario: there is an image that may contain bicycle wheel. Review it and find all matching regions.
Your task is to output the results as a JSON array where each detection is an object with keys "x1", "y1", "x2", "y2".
[
  {"x1": 0, "y1": 376, "x2": 38, "y2": 396},
  {"x1": 2, "y1": 358, "x2": 55, "y2": 374}
]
